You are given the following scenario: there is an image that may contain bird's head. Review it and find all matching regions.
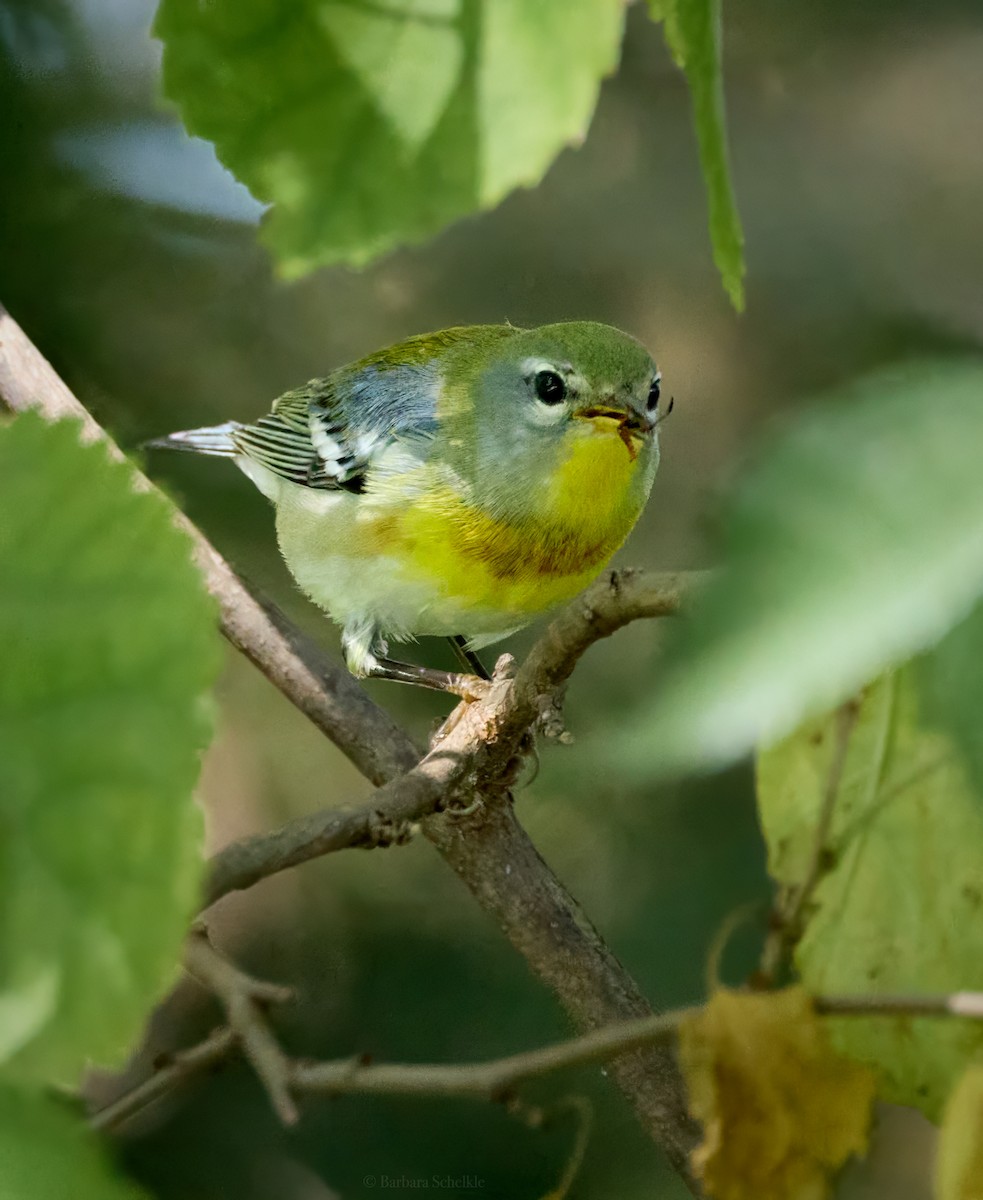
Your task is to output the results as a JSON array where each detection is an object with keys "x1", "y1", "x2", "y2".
[{"x1": 448, "y1": 322, "x2": 666, "y2": 520}]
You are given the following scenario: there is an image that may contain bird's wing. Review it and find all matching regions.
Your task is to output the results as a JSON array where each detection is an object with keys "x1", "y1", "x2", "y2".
[{"x1": 231, "y1": 361, "x2": 441, "y2": 493}]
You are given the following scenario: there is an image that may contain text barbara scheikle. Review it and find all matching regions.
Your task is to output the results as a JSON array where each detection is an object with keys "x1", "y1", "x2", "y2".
[{"x1": 362, "y1": 1174, "x2": 485, "y2": 1190}]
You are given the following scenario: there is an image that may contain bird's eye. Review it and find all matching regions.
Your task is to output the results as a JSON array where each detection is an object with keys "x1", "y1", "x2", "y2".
[
  {"x1": 533, "y1": 370, "x2": 567, "y2": 405},
  {"x1": 647, "y1": 377, "x2": 662, "y2": 411}
]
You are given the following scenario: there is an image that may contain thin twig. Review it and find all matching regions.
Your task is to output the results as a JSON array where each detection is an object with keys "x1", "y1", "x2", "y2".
[
  {"x1": 293, "y1": 1008, "x2": 685, "y2": 1098},
  {"x1": 90, "y1": 1027, "x2": 236, "y2": 1133},
  {"x1": 500, "y1": 567, "x2": 705, "y2": 748},
  {"x1": 705, "y1": 901, "x2": 763, "y2": 995},
  {"x1": 537, "y1": 1096, "x2": 593, "y2": 1200},
  {"x1": 195, "y1": 988, "x2": 983, "y2": 1099},
  {"x1": 91, "y1": 988, "x2": 983, "y2": 1134},
  {"x1": 182, "y1": 929, "x2": 297, "y2": 1124},
  {"x1": 816, "y1": 992, "x2": 983, "y2": 1019}
]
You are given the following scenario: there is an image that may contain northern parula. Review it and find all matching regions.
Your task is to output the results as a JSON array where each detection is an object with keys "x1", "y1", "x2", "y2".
[{"x1": 150, "y1": 321, "x2": 666, "y2": 695}]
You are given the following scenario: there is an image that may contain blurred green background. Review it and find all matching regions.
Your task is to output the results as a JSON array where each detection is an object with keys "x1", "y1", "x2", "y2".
[{"x1": 2, "y1": 1, "x2": 980, "y2": 1196}]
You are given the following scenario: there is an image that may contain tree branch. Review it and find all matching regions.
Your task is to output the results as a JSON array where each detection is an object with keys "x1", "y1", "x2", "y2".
[
  {"x1": 89, "y1": 1027, "x2": 236, "y2": 1134},
  {"x1": 293, "y1": 1008, "x2": 685, "y2": 1100},
  {"x1": 92, "y1": 982, "x2": 983, "y2": 1134},
  {"x1": 499, "y1": 567, "x2": 703, "y2": 748},
  {"x1": 203, "y1": 567, "x2": 699, "y2": 905},
  {"x1": 182, "y1": 928, "x2": 297, "y2": 1124},
  {"x1": 422, "y1": 790, "x2": 703, "y2": 1175},
  {"x1": 202, "y1": 656, "x2": 519, "y2": 904},
  {"x1": 0, "y1": 303, "x2": 701, "y2": 1190},
  {"x1": 815, "y1": 992, "x2": 983, "y2": 1018}
]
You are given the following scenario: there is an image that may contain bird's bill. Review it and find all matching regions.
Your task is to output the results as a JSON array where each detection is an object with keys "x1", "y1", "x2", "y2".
[
  {"x1": 574, "y1": 403, "x2": 653, "y2": 436},
  {"x1": 573, "y1": 403, "x2": 653, "y2": 462}
]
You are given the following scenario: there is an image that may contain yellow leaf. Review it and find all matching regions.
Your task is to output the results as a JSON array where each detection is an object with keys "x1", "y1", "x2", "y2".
[
  {"x1": 937, "y1": 1065, "x2": 983, "y2": 1200},
  {"x1": 678, "y1": 987, "x2": 876, "y2": 1200}
]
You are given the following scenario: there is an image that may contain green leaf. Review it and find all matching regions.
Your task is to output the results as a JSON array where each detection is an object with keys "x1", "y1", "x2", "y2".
[
  {"x1": 915, "y1": 599, "x2": 983, "y2": 798},
  {"x1": 154, "y1": 0, "x2": 626, "y2": 276},
  {"x1": 648, "y1": 0, "x2": 745, "y2": 309},
  {"x1": 757, "y1": 671, "x2": 983, "y2": 1119},
  {"x1": 617, "y1": 360, "x2": 983, "y2": 780},
  {"x1": 0, "y1": 1084, "x2": 149, "y2": 1199},
  {"x1": 937, "y1": 1065, "x2": 983, "y2": 1200},
  {"x1": 319, "y1": 0, "x2": 465, "y2": 155},
  {"x1": 0, "y1": 414, "x2": 219, "y2": 1084}
]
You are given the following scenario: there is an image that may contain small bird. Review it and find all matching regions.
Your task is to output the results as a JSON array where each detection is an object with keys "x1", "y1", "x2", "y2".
[{"x1": 148, "y1": 321, "x2": 666, "y2": 696}]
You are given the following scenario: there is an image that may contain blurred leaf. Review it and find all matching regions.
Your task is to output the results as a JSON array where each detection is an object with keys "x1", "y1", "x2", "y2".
[
  {"x1": 155, "y1": 0, "x2": 626, "y2": 276},
  {"x1": 319, "y1": 0, "x2": 465, "y2": 155},
  {"x1": 758, "y1": 671, "x2": 983, "y2": 1118},
  {"x1": 915, "y1": 599, "x2": 983, "y2": 797},
  {"x1": 677, "y1": 987, "x2": 875, "y2": 1200},
  {"x1": 937, "y1": 1065, "x2": 983, "y2": 1200},
  {"x1": 0, "y1": 1084, "x2": 149, "y2": 1199},
  {"x1": 647, "y1": 0, "x2": 745, "y2": 309},
  {"x1": 0, "y1": 414, "x2": 219, "y2": 1083},
  {"x1": 616, "y1": 360, "x2": 983, "y2": 780}
]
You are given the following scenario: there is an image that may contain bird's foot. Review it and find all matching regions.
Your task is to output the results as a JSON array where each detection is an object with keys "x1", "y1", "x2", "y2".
[
  {"x1": 428, "y1": 654, "x2": 516, "y2": 746},
  {"x1": 368, "y1": 656, "x2": 492, "y2": 701}
]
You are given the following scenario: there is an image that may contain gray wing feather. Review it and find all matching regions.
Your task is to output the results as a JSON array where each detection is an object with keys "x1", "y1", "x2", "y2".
[{"x1": 232, "y1": 362, "x2": 439, "y2": 492}]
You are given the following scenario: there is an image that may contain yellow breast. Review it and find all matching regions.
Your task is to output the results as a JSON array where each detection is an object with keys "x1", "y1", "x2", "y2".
[{"x1": 364, "y1": 427, "x2": 649, "y2": 619}]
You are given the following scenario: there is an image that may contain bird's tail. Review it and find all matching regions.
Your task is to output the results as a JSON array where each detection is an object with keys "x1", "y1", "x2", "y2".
[{"x1": 143, "y1": 420, "x2": 242, "y2": 457}]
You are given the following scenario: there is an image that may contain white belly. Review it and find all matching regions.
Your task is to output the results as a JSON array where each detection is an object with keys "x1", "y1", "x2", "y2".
[{"x1": 270, "y1": 478, "x2": 523, "y2": 646}]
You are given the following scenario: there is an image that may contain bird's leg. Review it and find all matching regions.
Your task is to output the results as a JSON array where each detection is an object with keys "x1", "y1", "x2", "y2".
[
  {"x1": 447, "y1": 635, "x2": 491, "y2": 681},
  {"x1": 342, "y1": 622, "x2": 490, "y2": 701},
  {"x1": 368, "y1": 656, "x2": 491, "y2": 702}
]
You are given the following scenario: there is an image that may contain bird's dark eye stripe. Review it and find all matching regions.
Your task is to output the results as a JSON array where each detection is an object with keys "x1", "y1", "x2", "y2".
[
  {"x1": 533, "y1": 369, "x2": 566, "y2": 405},
  {"x1": 646, "y1": 377, "x2": 662, "y2": 410}
]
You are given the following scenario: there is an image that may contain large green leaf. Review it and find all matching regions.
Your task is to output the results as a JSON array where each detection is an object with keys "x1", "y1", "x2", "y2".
[
  {"x1": 155, "y1": 0, "x2": 626, "y2": 276},
  {"x1": 758, "y1": 671, "x2": 983, "y2": 1119},
  {"x1": 0, "y1": 1084, "x2": 149, "y2": 1198},
  {"x1": 618, "y1": 360, "x2": 983, "y2": 780},
  {"x1": 0, "y1": 414, "x2": 219, "y2": 1083},
  {"x1": 648, "y1": 0, "x2": 745, "y2": 309}
]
